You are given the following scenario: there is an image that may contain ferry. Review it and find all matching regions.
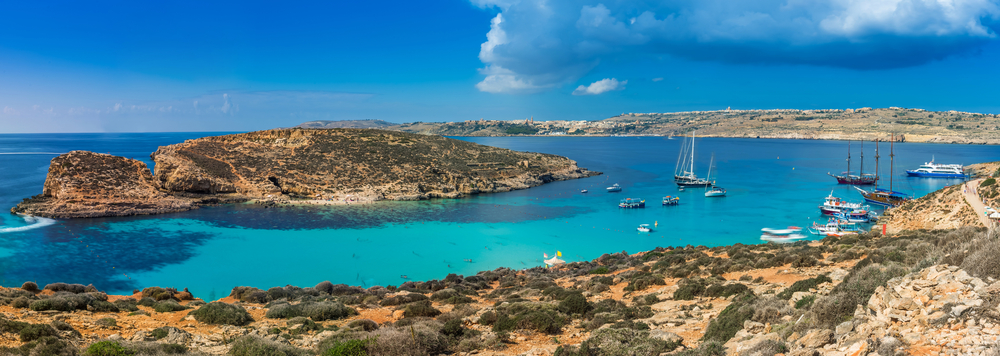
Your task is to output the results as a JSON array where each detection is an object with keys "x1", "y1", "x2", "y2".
[
  {"x1": 619, "y1": 198, "x2": 645, "y2": 209},
  {"x1": 905, "y1": 159, "x2": 966, "y2": 178},
  {"x1": 607, "y1": 183, "x2": 622, "y2": 192},
  {"x1": 662, "y1": 196, "x2": 680, "y2": 205}
]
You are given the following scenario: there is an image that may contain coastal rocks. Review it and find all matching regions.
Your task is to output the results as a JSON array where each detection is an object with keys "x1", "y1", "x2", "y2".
[
  {"x1": 879, "y1": 184, "x2": 980, "y2": 233},
  {"x1": 11, "y1": 151, "x2": 194, "y2": 218}
]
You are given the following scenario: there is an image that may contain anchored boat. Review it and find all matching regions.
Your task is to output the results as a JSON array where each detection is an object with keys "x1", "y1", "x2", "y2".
[
  {"x1": 856, "y1": 135, "x2": 911, "y2": 207},
  {"x1": 829, "y1": 140, "x2": 877, "y2": 185},
  {"x1": 619, "y1": 198, "x2": 645, "y2": 208},
  {"x1": 662, "y1": 196, "x2": 680, "y2": 205},
  {"x1": 674, "y1": 131, "x2": 713, "y2": 187},
  {"x1": 905, "y1": 158, "x2": 966, "y2": 178},
  {"x1": 637, "y1": 224, "x2": 652, "y2": 232},
  {"x1": 606, "y1": 183, "x2": 622, "y2": 192}
]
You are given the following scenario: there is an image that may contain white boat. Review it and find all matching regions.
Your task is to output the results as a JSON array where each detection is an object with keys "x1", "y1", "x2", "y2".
[
  {"x1": 580, "y1": 189, "x2": 588, "y2": 193},
  {"x1": 761, "y1": 226, "x2": 803, "y2": 236},
  {"x1": 703, "y1": 154, "x2": 726, "y2": 197},
  {"x1": 808, "y1": 219, "x2": 859, "y2": 237},
  {"x1": 819, "y1": 191, "x2": 867, "y2": 215},
  {"x1": 905, "y1": 157, "x2": 965, "y2": 178},
  {"x1": 637, "y1": 224, "x2": 652, "y2": 232},
  {"x1": 607, "y1": 183, "x2": 622, "y2": 192},
  {"x1": 760, "y1": 233, "x2": 808, "y2": 243},
  {"x1": 674, "y1": 131, "x2": 713, "y2": 187}
]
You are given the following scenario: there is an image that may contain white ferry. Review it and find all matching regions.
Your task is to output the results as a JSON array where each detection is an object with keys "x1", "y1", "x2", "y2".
[{"x1": 905, "y1": 159, "x2": 965, "y2": 178}]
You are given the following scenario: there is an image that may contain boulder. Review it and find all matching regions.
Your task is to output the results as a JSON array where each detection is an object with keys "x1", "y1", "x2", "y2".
[{"x1": 797, "y1": 329, "x2": 833, "y2": 348}]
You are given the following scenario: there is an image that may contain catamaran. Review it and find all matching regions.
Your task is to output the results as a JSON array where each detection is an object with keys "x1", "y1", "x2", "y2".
[
  {"x1": 855, "y1": 135, "x2": 911, "y2": 207},
  {"x1": 905, "y1": 158, "x2": 966, "y2": 178},
  {"x1": 828, "y1": 140, "x2": 877, "y2": 185},
  {"x1": 674, "y1": 131, "x2": 712, "y2": 187}
]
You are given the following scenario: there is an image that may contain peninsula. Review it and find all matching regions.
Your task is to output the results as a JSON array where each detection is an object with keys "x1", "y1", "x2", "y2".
[
  {"x1": 11, "y1": 128, "x2": 599, "y2": 218},
  {"x1": 304, "y1": 107, "x2": 1000, "y2": 144}
]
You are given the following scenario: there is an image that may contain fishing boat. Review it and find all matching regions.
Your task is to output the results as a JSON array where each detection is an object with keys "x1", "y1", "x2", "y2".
[
  {"x1": 856, "y1": 135, "x2": 911, "y2": 207},
  {"x1": 674, "y1": 131, "x2": 713, "y2": 187},
  {"x1": 580, "y1": 189, "x2": 588, "y2": 193},
  {"x1": 829, "y1": 140, "x2": 877, "y2": 185},
  {"x1": 662, "y1": 196, "x2": 680, "y2": 205},
  {"x1": 637, "y1": 224, "x2": 652, "y2": 232},
  {"x1": 606, "y1": 183, "x2": 622, "y2": 192},
  {"x1": 619, "y1": 198, "x2": 645, "y2": 208},
  {"x1": 818, "y1": 191, "x2": 868, "y2": 216},
  {"x1": 905, "y1": 158, "x2": 966, "y2": 178}
]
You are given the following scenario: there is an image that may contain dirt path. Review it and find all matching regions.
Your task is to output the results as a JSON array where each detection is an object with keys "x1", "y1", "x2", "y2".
[{"x1": 962, "y1": 179, "x2": 993, "y2": 228}]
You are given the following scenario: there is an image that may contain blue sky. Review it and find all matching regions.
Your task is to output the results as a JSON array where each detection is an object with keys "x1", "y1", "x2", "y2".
[{"x1": 1, "y1": 0, "x2": 999, "y2": 133}]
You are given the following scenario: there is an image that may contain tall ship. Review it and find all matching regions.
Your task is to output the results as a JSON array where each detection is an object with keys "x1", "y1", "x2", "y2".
[
  {"x1": 673, "y1": 131, "x2": 712, "y2": 187},
  {"x1": 828, "y1": 140, "x2": 876, "y2": 185},
  {"x1": 905, "y1": 158, "x2": 966, "y2": 178},
  {"x1": 855, "y1": 135, "x2": 911, "y2": 207}
]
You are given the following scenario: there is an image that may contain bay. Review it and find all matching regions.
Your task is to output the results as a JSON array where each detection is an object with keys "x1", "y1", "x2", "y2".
[{"x1": 1, "y1": 133, "x2": 996, "y2": 298}]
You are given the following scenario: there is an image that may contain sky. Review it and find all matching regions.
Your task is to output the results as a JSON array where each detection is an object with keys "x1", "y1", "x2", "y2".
[{"x1": 1, "y1": 0, "x2": 1000, "y2": 133}]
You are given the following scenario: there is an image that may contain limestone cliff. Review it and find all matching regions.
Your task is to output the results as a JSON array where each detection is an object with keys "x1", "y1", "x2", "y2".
[
  {"x1": 11, "y1": 151, "x2": 193, "y2": 218},
  {"x1": 878, "y1": 184, "x2": 979, "y2": 234},
  {"x1": 12, "y1": 129, "x2": 599, "y2": 218},
  {"x1": 150, "y1": 128, "x2": 599, "y2": 201}
]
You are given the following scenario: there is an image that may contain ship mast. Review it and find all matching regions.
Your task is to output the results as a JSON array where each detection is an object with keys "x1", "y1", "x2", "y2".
[
  {"x1": 690, "y1": 131, "x2": 696, "y2": 177},
  {"x1": 859, "y1": 140, "x2": 865, "y2": 177},
  {"x1": 847, "y1": 140, "x2": 851, "y2": 178},
  {"x1": 874, "y1": 139, "x2": 880, "y2": 189},
  {"x1": 890, "y1": 133, "x2": 895, "y2": 192}
]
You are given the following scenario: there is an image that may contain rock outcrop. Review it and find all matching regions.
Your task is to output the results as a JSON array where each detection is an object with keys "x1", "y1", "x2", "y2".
[
  {"x1": 11, "y1": 151, "x2": 193, "y2": 218},
  {"x1": 12, "y1": 129, "x2": 600, "y2": 218},
  {"x1": 879, "y1": 184, "x2": 979, "y2": 234}
]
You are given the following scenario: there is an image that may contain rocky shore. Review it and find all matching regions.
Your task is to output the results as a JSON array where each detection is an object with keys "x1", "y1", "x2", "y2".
[{"x1": 11, "y1": 128, "x2": 599, "y2": 218}]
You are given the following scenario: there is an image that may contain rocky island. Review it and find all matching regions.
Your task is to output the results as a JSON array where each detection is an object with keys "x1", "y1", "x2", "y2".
[{"x1": 11, "y1": 128, "x2": 599, "y2": 218}]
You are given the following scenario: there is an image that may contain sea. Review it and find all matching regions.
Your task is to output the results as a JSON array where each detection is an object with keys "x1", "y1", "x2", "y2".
[{"x1": 1, "y1": 132, "x2": 997, "y2": 300}]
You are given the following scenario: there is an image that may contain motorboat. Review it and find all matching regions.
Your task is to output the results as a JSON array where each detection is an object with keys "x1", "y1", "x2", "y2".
[
  {"x1": 760, "y1": 233, "x2": 808, "y2": 243},
  {"x1": 619, "y1": 198, "x2": 645, "y2": 208},
  {"x1": 580, "y1": 189, "x2": 588, "y2": 193},
  {"x1": 705, "y1": 186, "x2": 726, "y2": 197},
  {"x1": 662, "y1": 196, "x2": 680, "y2": 205},
  {"x1": 607, "y1": 183, "x2": 622, "y2": 192},
  {"x1": 819, "y1": 191, "x2": 868, "y2": 216},
  {"x1": 761, "y1": 226, "x2": 803, "y2": 236},
  {"x1": 833, "y1": 211, "x2": 877, "y2": 223},
  {"x1": 906, "y1": 158, "x2": 966, "y2": 178},
  {"x1": 808, "y1": 219, "x2": 859, "y2": 237},
  {"x1": 637, "y1": 224, "x2": 652, "y2": 232}
]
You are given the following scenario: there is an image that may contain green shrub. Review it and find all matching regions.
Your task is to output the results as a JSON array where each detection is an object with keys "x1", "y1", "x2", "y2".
[
  {"x1": 442, "y1": 319, "x2": 465, "y2": 337},
  {"x1": 96, "y1": 318, "x2": 117, "y2": 328},
  {"x1": 701, "y1": 292, "x2": 756, "y2": 343},
  {"x1": 981, "y1": 178, "x2": 996, "y2": 187},
  {"x1": 21, "y1": 282, "x2": 39, "y2": 293},
  {"x1": 673, "y1": 279, "x2": 706, "y2": 300},
  {"x1": 85, "y1": 341, "x2": 134, "y2": 356},
  {"x1": 305, "y1": 301, "x2": 358, "y2": 321},
  {"x1": 705, "y1": 283, "x2": 749, "y2": 298},
  {"x1": 29, "y1": 297, "x2": 73, "y2": 312},
  {"x1": 4, "y1": 336, "x2": 77, "y2": 356},
  {"x1": 795, "y1": 295, "x2": 817, "y2": 309},
  {"x1": 265, "y1": 302, "x2": 303, "y2": 319},
  {"x1": 151, "y1": 327, "x2": 169, "y2": 340},
  {"x1": 589, "y1": 267, "x2": 609, "y2": 274},
  {"x1": 228, "y1": 336, "x2": 307, "y2": 356},
  {"x1": 403, "y1": 301, "x2": 441, "y2": 318},
  {"x1": 321, "y1": 338, "x2": 372, "y2": 356},
  {"x1": 137, "y1": 298, "x2": 156, "y2": 307},
  {"x1": 153, "y1": 301, "x2": 188, "y2": 313},
  {"x1": 113, "y1": 300, "x2": 139, "y2": 312},
  {"x1": 189, "y1": 302, "x2": 254, "y2": 326},
  {"x1": 744, "y1": 339, "x2": 788, "y2": 356},
  {"x1": 11, "y1": 297, "x2": 31, "y2": 309},
  {"x1": 557, "y1": 293, "x2": 591, "y2": 315},
  {"x1": 141, "y1": 287, "x2": 176, "y2": 301},
  {"x1": 623, "y1": 273, "x2": 666, "y2": 292},
  {"x1": 19, "y1": 323, "x2": 58, "y2": 342},
  {"x1": 811, "y1": 264, "x2": 907, "y2": 327},
  {"x1": 777, "y1": 275, "x2": 832, "y2": 300},
  {"x1": 346, "y1": 319, "x2": 378, "y2": 332}
]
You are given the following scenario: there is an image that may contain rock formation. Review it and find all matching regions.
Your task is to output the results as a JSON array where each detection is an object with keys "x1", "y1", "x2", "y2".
[
  {"x1": 12, "y1": 129, "x2": 599, "y2": 218},
  {"x1": 11, "y1": 151, "x2": 193, "y2": 218}
]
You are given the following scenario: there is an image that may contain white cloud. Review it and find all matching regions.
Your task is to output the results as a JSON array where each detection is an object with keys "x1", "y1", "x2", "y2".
[
  {"x1": 3, "y1": 106, "x2": 19, "y2": 115},
  {"x1": 472, "y1": 0, "x2": 1000, "y2": 93},
  {"x1": 651, "y1": 77, "x2": 663, "y2": 82},
  {"x1": 572, "y1": 78, "x2": 626, "y2": 95}
]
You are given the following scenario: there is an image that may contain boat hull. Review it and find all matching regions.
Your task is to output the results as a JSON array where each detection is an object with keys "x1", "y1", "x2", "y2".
[
  {"x1": 905, "y1": 171, "x2": 966, "y2": 178},
  {"x1": 834, "y1": 176, "x2": 877, "y2": 185}
]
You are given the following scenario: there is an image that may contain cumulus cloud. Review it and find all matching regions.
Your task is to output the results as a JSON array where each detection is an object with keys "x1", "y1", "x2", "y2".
[
  {"x1": 221, "y1": 93, "x2": 232, "y2": 114},
  {"x1": 572, "y1": 78, "x2": 626, "y2": 95},
  {"x1": 472, "y1": 0, "x2": 1000, "y2": 92},
  {"x1": 113, "y1": 103, "x2": 122, "y2": 112},
  {"x1": 3, "y1": 106, "x2": 19, "y2": 115}
]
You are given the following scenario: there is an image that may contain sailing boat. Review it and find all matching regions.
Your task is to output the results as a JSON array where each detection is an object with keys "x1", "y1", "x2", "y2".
[
  {"x1": 674, "y1": 131, "x2": 712, "y2": 187},
  {"x1": 704, "y1": 154, "x2": 726, "y2": 197},
  {"x1": 855, "y1": 134, "x2": 911, "y2": 207},
  {"x1": 828, "y1": 140, "x2": 877, "y2": 185}
]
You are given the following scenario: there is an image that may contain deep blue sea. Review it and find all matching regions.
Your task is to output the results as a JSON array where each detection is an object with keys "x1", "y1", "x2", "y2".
[{"x1": 1, "y1": 133, "x2": 996, "y2": 300}]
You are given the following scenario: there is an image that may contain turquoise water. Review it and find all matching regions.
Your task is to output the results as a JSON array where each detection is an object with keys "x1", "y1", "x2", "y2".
[{"x1": 0, "y1": 133, "x2": 997, "y2": 298}]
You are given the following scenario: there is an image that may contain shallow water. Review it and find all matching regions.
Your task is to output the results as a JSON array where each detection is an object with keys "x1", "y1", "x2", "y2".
[{"x1": 0, "y1": 133, "x2": 996, "y2": 298}]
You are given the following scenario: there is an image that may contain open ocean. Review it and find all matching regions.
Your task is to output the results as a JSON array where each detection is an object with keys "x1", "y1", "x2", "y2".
[{"x1": 0, "y1": 133, "x2": 996, "y2": 300}]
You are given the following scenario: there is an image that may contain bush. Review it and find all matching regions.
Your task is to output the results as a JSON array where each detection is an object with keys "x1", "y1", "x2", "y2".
[
  {"x1": 228, "y1": 336, "x2": 307, "y2": 356},
  {"x1": 673, "y1": 279, "x2": 706, "y2": 300},
  {"x1": 379, "y1": 293, "x2": 428, "y2": 306},
  {"x1": 19, "y1": 323, "x2": 58, "y2": 342},
  {"x1": 265, "y1": 302, "x2": 303, "y2": 319},
  {"x1": 12, "y1": 297, "x2": 31, "y2": 309},
  {"x1": 961, "y1": 239, "x2": 1000, "y2": 280},
  {"x1": 403, "y1": 301, "x2": 441, "y2": 318},
  {"x1": 795, "y1": 295, "x2": 817, "y2": 309},
  {"x1": 321, "y1": 338, "x2": 372, "y2": 356},
  {"x1": 811, "y1": 264, "x2": 907, "y2": 327},
  {"x1": 777, "y1": 275, "x2": 832, "y2": 300},
  {"x1": 305, "y1": 301, "x2": 358, "y2": 321},
  {"x1": 367, "y1": 323, "x2": 448, "y2": 356},
  {"x1": 589, "y1": 267, "x2": 609, "y2": 274},
  {"x1": 90, "y1": 300, "x2": 120, "y2": 312},
  {"x1": 114, "y1": 300, "x2": 139, "y2": 312},
  {"x1": 981, "y1": 178, "x2": 996, "y2": 187},
  {"x1": 705, "y1": 283, "x2": 749, "y2": 299},
  {"x1": 557, "y1": 293, "x2": 591, "y2": 315},
  {"x1": 442, "y1": 319, "x2": 465, "y2": 337},
  {"x1": 153, "y1": 301, "x2": 188, "y2": 313},
  {"x1": 701, "y1": 292, "x2": 756, "y2": 343},
  {"x1": 347, "y1": 319, "x2": 378, "y2": 332},
  {"x1": 3, "y1": 335, "x2": 78, "y2": 356},
  {"x1": 21, "y1": 282, "x2": 39, "y2": 293},
  {"x1": 151, "y1": 327, "x2": 169, "y2": 340},
  {"x1": 29, "y1": 297, "x2": 73, "y2": 312},
  {"x1": 744, "y1": 339, "x2": 788, "y2": 356},
  {"x1": 189, "y1": 302, "x2": 254, "y2": 326},
  {"x1": 141, "y1": 287, "x2": 177, "y2": 301},
  {"x1": 44, "y1": 283, "x2": 86, "y2": 294},
  {"x1": 85, "y1": 341, "x2": 133, "y2": 356},
  {"x1": 96, "y1": 318, "x2": 117, "y2": 328},
  {"x1": 558, "y1": 327, "x2": 680, "y2": 356}
]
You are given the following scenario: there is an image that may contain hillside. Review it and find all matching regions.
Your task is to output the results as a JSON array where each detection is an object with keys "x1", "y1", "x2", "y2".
[
  {"x1": 295, "y1": 120, "x2": 395, "y2": 129},
  {"x1": 12, "y1": 128, "x2": 599, "y2": 218},
  {"x1": 309, "y1": 107, "x2": 1000, "y2": 144}
]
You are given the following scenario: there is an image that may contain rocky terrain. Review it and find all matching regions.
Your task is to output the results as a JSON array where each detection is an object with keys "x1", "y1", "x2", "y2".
[
  {"x1": 11, "y1": 128, "x2": 599, "y2": 218},
  {"x1": 878, "y1": 161, "x2": 999, "y2": 234},
  {"x1": 318, "y1": 107, "x2": 1000, "y2": 144},
  {"x1": 2, "y1": 225, "x2": 998, "y2": 356},
  {"x1": 295, "y1": 120, "x2": 395, "y2": 129}
]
